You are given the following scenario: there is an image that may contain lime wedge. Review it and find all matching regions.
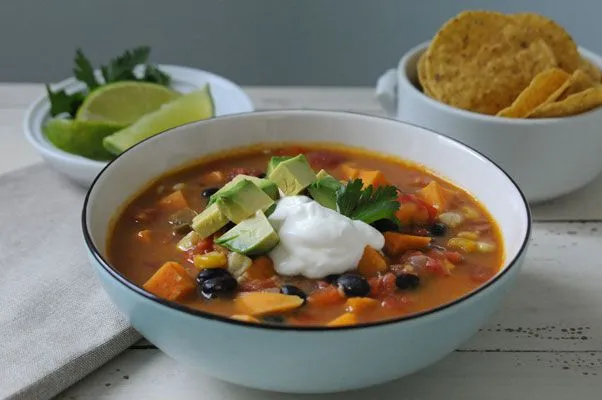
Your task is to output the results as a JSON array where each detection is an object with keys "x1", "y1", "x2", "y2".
[
  {"x1": 76, "y1": 81, "x2": 180, "y2": 126},
  {"x1": 43, "y1": 119, "x2": 122, "y2": 160},
  {"x1": 103, "y1": 85, "x2": 214, "y2": 155}
]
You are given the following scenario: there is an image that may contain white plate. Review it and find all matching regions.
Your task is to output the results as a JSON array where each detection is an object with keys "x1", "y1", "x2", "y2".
[{"x1": 23, "y1": 65, "x2": 254, "y2": 187}]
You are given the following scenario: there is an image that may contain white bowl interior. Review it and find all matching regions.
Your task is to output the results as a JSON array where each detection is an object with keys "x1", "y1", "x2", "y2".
[{"x1": 87, "y1": 111, "x2": 529, "y2": 279}]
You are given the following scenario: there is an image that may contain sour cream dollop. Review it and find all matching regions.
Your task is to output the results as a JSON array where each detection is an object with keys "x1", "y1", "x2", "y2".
[{"x1": 267, "y1": 196, "x2": 384, "y2": 279}]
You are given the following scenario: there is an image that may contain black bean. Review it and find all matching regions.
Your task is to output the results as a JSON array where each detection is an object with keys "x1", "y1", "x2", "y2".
[
  {"x1": 336, "y1": 274, "x2": 370, "y2": 297},
  {"x1": 201, "y1": 187, "x2": 220, "y2": 198},
  {"x1": 371, "y1": 219, "x2": 400, "y2": 233},
  {"x1": 200, "y1": 275, "x2": 237, "y2": 299},
  {"x1": 324, "y1": 274, "x2": 340, "y2": 284},
  {"x1": 395, "y1": 273, "x2": 420, "y2": 290},
  {"x1": 262, "y1": 315, "x2": 286, "y2": 324},
  {"x1": 280, "y1": 285, "x2": 307, "y2": 304},
  {"x1": 172, "y1": 223, "x2": 192, "y2": 235},
  {"x1": 257, "y1": 173, "x2": 267, "y2": 179},
  {"x1": 430, "y1": 222, "x2": 447, "y2": 237},
  {"x1": 196, "y1": 268, "x2": 231, "y2": 285}
]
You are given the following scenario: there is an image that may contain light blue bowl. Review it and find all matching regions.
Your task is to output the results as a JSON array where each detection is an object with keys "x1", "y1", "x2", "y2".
[{"x1": 82, "y1": 110, "x2": 530, "y2": 393}]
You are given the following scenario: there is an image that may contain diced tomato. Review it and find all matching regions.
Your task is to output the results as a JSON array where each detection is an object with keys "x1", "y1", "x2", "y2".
[
  {"x1": 273, "y1": 146, "x2": 306, "y2": 156},
  {"x1": 424, "y1": 257, "x2": 445, "y2": 275},
  {"x1": 239, "y1": 277, "x2": 279, "y2": 292},
  {"x1": 305, "y1": 151, "x2": 345, "y2": 170},
  {"x1": 185, "y1": 237, "x2": 214, "y2": 263},
  {"x1": 307, "y1": 286, "x2": 345, "y2": 306},
  {"x1": 444, "y1": 251, "x2": 464, "y2": 264},
  {"x1": 369, "y1": 273, "x2": 397, "y2": 299},
  {"x1": 381, "y1": 294, "x2": 412, "y2": 311}
]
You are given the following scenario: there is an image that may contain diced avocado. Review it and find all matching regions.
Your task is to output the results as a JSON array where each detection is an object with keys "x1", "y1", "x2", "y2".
[
  {"x1": 215, "y1": 179, "x2": 275, "y2": 223},
  {"x1": 266, "y1": 156, "x2": 292, "y2": 175},
  {"x1": 307, "y1": 169, "x2": 342, "y2": 210},
  {"x1": 226, "y1": 252, "x2": 253, "y2": 278},
  {"x1": 191, "y1": 203, "x2": 229, "y2": 238},
  {"x1": 215, "y1": 210, "x2": 279, "y2": 255},
  {"x1": 177, "y1": 231, "x2": 201, "y2": 251},
  {"x1": 267, "y1": 154, "x2": 316, "y2": 196},
  {"x1": 208, "y1": 174, "x2": 279, "y2": 204}
]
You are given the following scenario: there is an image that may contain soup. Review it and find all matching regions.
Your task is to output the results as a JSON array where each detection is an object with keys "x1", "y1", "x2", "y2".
[{"x1": 108, "y1": 144, "x2": 504, "y2": 327}]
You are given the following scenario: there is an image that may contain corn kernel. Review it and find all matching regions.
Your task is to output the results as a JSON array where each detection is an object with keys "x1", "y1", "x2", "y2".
[
  {"x1": 447, "y1": 237, "x2": 478, "y2": 253},
  {"x1": 193, "y1": 251, "x2": 227, "y2": 269},
  {"x1": 477, "y1": 241, "x2": 496, "y2": 253},
  {"x1": 438, "y1": 212, "x2": 464, "y2": 228},
  {"x1": 461, "y1": 206, "x2": 481, "y2": 220},
  {"x1": 457, "y1": 231, "x2": 479, "y2": 240}
]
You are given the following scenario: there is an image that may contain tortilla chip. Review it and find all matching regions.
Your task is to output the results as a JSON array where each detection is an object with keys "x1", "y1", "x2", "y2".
[
  {"x1": 425, "y1": 11, "x2": 558, "y2": 115},
  {"x1": 417, "y1": 52, "x2": 434, "y2": 96},
  {"x1": 511, "y1": 13, "x2": 580, "y2": 72},
  {"x1": 497, "y1": 68, "x2": 570, "y2": 118},
  {"x1": 528, "y1": 86, "x2": 602, "y2": 118},
  {"x1": 578, "y1": 56, "x2": 602, "y2": 83}
]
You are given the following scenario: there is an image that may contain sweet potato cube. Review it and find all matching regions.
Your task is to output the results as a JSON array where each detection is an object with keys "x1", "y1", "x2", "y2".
[
  {"x1": 357, "y1": 246, "x2": 388, "y2": 277},
  {"x1": 236, "y1": 292, "x2": 304, "y2": 316},
  {"x1": 384, "y1": 232, "x2": 432, "y2": 256},
  {"x1": 358, "y1": 169, "x2": 389, "y2": 188},
  {"x1": 242, "y1": 256, "x2": 276, "y2": 281},
  {"x1": 340, "y1": 163, "x2": 360, "y2": 180},
  {"x1": 142, "y1": 261, "x2": 195, "y2": 301},
  {"x1": 158, "y1": 190, "x2": 189, "y2": 212},
  {"x1": 327, "y1": 312, "x2": 358, "y2": 327},
  {"x1": 416, "y1": 181, "x2": 449, "y2": 213},
  {"x1": 345, "y1": 297, "x2": 378, "y2": 313},
  {"x1": 231, "y1": 314, "x2": 260, "y2": 323}
]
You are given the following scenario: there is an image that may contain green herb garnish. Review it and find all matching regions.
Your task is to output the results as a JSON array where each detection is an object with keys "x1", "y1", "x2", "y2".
[
  {"x1": 336, "y1": 179, "x2": 400, "y2": 226},
  {"x1": 47, "y1": 46, "x2": 171, "y2": 117}
]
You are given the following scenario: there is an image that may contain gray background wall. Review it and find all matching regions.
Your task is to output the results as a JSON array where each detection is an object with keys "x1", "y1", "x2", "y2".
[{"x1": 0, "y1": 0, "x2": 599, "y2": 86}]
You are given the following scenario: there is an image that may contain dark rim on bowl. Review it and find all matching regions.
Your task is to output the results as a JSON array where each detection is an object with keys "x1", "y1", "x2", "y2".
[
  {"x1": 399, "y1": 41, "x2": 602, "y2": 123},
  {"x1": 81, "y1": 110, "x2": 532, "y2": 331}
]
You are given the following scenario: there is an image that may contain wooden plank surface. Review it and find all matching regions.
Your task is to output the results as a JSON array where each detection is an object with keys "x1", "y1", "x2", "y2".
[{"x1": 1, "y1": 83, "x2": 601, "y2": 399}]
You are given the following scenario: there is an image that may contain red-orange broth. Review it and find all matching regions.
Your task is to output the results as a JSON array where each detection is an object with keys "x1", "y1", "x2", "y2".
[{"x1": 108, "y1": 144, "x2": 504, "y2": 326}]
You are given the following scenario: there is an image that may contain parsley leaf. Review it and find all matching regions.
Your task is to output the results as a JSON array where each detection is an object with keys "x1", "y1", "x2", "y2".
[
  {"x1": 102, "y1": 46, "x2": 151, "y2": 83},
  {"x1": 73, "y1": 49, "x2": 100, "y2": 90},
  {"x1": 336, "y1": 179, "x2": 401, "y2": 226},
  {"x1": 142, "y1": 63, "x2": 171, "y2": 86},
  {"x1": 45, "y1": 84, "x2": 85, "y2": 117}
]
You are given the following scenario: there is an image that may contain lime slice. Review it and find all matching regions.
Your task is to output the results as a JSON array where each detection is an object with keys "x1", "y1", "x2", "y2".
[
  {"x1": 76, "y1": 81, "x2": 180, "y2": 126},
  {"x1": 103, "y1": 85, "x2": 214, "y2": 155},
  {"x1": 43, "y1": 119, "x2": 122, "y2": 160}
]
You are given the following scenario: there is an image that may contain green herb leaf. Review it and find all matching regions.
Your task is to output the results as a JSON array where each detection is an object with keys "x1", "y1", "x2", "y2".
[
  {"x1": 45, "y1": 84, "x2": 85, "y2": 117},
  {"x1": 103, "y1": 46, "x2": 151, "y2": 83},
  {"x1": 142, "y1": 64, "x2": 171, "y2": 86},
  {"x1": 336, "y1": 179, "x2": 400, "y2": 226},
  {"x1": 73, "y1": 48, "x2": 100, "y2": 90}
]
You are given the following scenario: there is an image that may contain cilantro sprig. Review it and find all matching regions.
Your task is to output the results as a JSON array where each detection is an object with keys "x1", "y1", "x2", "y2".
[
  {"x1": 46, "y1": 46, "x2": 171, "y2": 117},
  {"x1": 336, "y1": 179, "x2": 401, "y2": 226}
]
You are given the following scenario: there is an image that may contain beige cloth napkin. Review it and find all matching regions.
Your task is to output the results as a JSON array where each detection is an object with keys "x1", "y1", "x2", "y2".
[{"x1": 0, "y1": 165, "x2": 140, "y2": 400}]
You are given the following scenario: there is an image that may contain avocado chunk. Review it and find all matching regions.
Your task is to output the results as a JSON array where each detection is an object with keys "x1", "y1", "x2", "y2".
[
  {"x1": 215, "y1": 179, "x2": 275, "y2": 223},
  {"x1": 307, "y1": 169, "x2": 342, "y2": 210},
  {"x1": 266, "y1": 156, "x2": 292, "y2": 175},
  {"x1": 267, "y1": 154, "x2": 316, "y2": 196},
  {"x1": 191, "y1": 203, "x2": 229, "y2": 239},
  {"x1": 209, "y1": 174, "x2": 279, "y2": 204},
  {"x1": 215, "y1": 210, "x2": 279, "y2": 255}
]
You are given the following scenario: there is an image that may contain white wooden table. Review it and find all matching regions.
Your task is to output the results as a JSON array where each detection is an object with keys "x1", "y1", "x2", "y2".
[{"x1": 1, "y1": 84, "x2": 601, "y2": 399}]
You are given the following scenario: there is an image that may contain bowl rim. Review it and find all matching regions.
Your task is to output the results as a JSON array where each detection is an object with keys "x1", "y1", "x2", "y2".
[
  {"x1": 22, "y1": 64, "x2": 254, "y2": 169},
  {"x1": 82, "y1": 109, "x2": 532, "y2": 331},
  {"x1": 398, "y1": 41, "x2": 602, "y2": 124}
]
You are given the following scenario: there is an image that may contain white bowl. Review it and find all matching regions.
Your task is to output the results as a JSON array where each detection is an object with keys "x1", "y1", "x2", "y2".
[
  {"x1": 83, "y1": 110, "x2": 530, "y2": 393},
  {"x1": 24, "y1": 65, "x2": 254, "y2": 187},
  {"x1": 376, "y1": 42, "x2": 602, "y2": 203}
]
